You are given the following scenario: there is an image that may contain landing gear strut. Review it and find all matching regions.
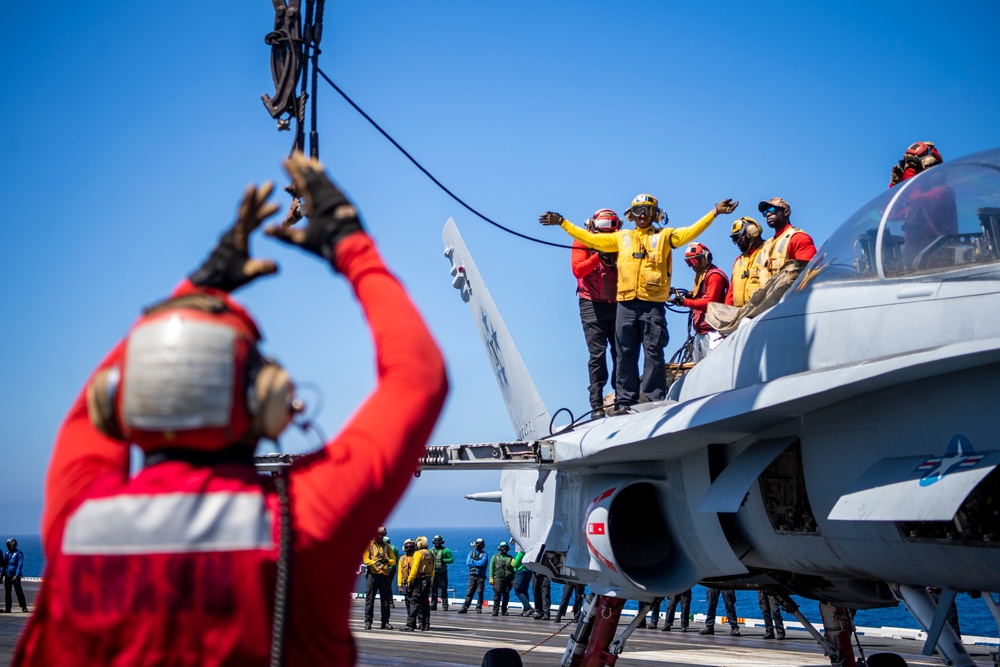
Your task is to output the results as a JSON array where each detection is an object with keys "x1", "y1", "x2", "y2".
[{"x1": 562, "y1": 595, "x2": 650, "y2": 667}]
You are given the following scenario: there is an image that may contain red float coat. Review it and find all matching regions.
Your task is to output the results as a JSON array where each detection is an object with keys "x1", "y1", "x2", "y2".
[
  {"x1": 681, "y1": 265, "x2": 729, "y2": 335},
  {"x1": 572, "y1": 240, "x2": 617, "y2": 303},
  {"x1": 15, "y1": 232, "x2": 448, "y2": 667}
]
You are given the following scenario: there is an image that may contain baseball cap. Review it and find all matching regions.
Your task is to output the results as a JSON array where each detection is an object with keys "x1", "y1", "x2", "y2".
[{"x1": 757, "y1": 197, "x2": 791, "y2": 215}]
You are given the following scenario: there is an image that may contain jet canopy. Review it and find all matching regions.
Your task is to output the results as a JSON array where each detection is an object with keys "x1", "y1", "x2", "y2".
[{"x1": 796, "y1": 147, "x2": 1000, "y2": 290}]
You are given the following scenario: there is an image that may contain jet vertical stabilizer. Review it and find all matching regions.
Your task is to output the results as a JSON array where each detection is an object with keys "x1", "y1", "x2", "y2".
[{"x1": 442, "y1": 218, "x2": 551, "y2": 441}]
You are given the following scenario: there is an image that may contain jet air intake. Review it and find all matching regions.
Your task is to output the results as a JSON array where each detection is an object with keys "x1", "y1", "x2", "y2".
[{"x1": 585, "y1": 479, "x2": 714, "y2": 597}]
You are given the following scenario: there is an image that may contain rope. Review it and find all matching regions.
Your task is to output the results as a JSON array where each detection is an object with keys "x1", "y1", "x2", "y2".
[
  {"x1": 316, "y1": 68, "x2": 574, "y2": 250},
  {"x1": 519, "y1": 617, "x2": 576, "y2": 656},
  {"x1": 269, "y1": 474, "x2": 293, "y2": 667}
]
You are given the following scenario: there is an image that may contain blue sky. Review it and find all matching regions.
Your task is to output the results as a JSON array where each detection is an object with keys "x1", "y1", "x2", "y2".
[{"x1": 2, "y1": 1, "x2": 1000, "y2": 534}]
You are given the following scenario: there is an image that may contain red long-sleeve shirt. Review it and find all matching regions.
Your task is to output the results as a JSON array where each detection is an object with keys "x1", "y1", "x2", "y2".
[
  {"x1": 571, "y1": 240, "x2": 617, "y2": 303},
  {"x1": 17, "y1": 232, "x2": 448, "y2": 667},
  {"x1": 681, "y1": 266, "x2": 729, "y2": 334}
]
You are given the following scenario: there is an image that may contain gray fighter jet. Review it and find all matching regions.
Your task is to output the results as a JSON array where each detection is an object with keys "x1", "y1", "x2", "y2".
[{"x1": 430, "y1": 147, "x2": 1000, "y2": 667}]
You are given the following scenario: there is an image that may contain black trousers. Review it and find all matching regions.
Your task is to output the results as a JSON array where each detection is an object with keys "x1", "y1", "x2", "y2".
[
  {"x1": 665, "y1": 590, "x2": 692, "y2": 628},
  {"x1": 463, "y1": 572, "x2": 486, "y2": 610},
  {"x1": 430, "y1": 569, "x2": 449, "y2": 609},
  {"x1": 557, "y1": 583, "x2": 585, "y2": 619},
  {"x1": 4, "y1": 576, "x2": 26, "y2": 612},
  {"x1": 579, "y1": 298, "x2": 617, "y2": 411},
  {"x1": 533, "y1": 574, "x2": 551, "y2": 617},
  {"x1": 492, "y1": 578, "x2": 512, "y2": 614},
  {"x1": 364, "y1": 572, "x2": 392, "y2": 625},
  {"x1": 705, "y1": 588, "x2": 738, "y2": 629},
  {"x1": 758, "y1": 591, "x2": 784, "y2": 632},
  {"x1": 615, "y1": 300, "x2": 668, "y2": 404},
  {"x1": 406, "y1": 576, "x2": 432, "y2": 629}
]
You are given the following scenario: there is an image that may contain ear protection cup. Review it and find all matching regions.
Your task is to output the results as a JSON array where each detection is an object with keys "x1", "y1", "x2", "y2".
[
  {"x1": 250, "y1": 361, "x2": 296, "y2": 439},
  {"x1": 86, "y1": 366, "x2": 123, "y2": 440},
  {"x1": 746, "y1": 220, "x2": 761, "y2": 238}
]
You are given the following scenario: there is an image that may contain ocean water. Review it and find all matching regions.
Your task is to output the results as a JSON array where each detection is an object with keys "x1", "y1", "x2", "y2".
[
  {"x1": 15, "y1": 529, "x2": 996, "y2": 639},
  {"x1": 390, "y1": 526, "x2": 999, "y2": 640}
]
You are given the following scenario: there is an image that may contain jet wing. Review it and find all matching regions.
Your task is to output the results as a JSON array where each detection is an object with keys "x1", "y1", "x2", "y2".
[{"x1": 555, "y1": 336, "x2": 1000, "y2": 468}]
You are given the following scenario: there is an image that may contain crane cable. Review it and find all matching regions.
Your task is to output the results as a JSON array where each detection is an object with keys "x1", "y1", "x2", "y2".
[{"x1": 316, "y1": 68, "x2": 572, "y2": 250}]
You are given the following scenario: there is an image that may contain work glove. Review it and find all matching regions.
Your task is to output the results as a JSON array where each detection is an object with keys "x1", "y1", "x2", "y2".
[
  {"x1": 188, "y1": 182, "x2": 280, "y2": 292},
  {"x1": 539, "y1": 211, "x2": 565, "y2": 226},
  {"x1": 890, "y1": 163, "x2": 905, "y2": 187},
  {"x1": 490, "y1": 579, "x2": 494, "y2": 586},
  {"x1": 598, "y1": 251, "x2": 617, "y2": 266},
  {"x1": 265, "y1": 152, "x2": 364, "y2": 265},
  {"x1": 714, "y1": 198, "x2": 739, "y2": 215}
]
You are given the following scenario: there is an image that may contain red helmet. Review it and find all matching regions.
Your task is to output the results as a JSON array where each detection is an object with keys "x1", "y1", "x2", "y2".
[
  {"x1": 905, "y1": 141, "x2": 943, "y2": 170},
  {"x1": 589, "y1": 208, "x2": 622, "y2": 232},
  {"x1": 684, "y1": 242, "x2": 711, "y2": 266},
  {"x1": 86, "y1": 287, "x2": 300, "y2": 452}
]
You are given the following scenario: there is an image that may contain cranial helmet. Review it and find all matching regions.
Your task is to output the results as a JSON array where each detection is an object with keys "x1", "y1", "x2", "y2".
[
  {"x1": 684, "y1": 242, "x2": 712, "y2": 265},
  {"x1": 415, "y1": 536, "x2": 428, "y2": 550},
  {"x1": 5, "y1": 538, "x2": 16, "y2": 550},
  {"x1": 432, "y1": 534, "x2": 444, "y2": 546},
  {"x1": 403, "y1": 539, "x2": 416, "y2": 553},
  {"x1": 730, "y1": 216, "x2": 761, "y2": 242},
  {"x1": 588, "y1": 208, "x2": 622, "y2": 233},
  {"x1": 85, "y1": 290, "x2": 302, "y2": 452},
  {"x1": 498, "y1": 541, "x2": 509, "y2": 552},
  {"x1": 625, "y1": 193, "x2": 665, "y2": 224},
  {"x1": 473, "y1": 538, "x2": 485, "y2": 549},
  {"x1": 904, "y1": 141, "x2": 943, "y2": 172}
]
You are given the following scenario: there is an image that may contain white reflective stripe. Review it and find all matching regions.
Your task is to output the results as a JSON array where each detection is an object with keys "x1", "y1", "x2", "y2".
[
  {"x1": 650, "y1": 233, "x2": 660, "y2": 249},
  {"x1": 622, "y1": 234, "x2": 631, "y2": 248},
  {"x1": 63, "y1": 492, "x2": 273, "y2": 555}
]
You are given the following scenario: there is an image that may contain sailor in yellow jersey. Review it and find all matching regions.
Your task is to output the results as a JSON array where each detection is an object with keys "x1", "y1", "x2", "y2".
[
  {"x1": 540, "y1": 194, "x2": 738, "y2": 411},
  {"x1": 725, "y1": 216, "x2": 767, "y2": 307}
]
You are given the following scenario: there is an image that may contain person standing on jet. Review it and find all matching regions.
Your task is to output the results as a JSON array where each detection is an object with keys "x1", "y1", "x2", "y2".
[
  {"x1": 758, "y1": 590, "x2": 786, "y2": 639},
  {"x1": 401, "y1": 537, "x2": 434, "y2": 632},
  {"x1": 700, "y1": 587, "x2": 740, "y2": 636},
  {"x1": 541, "y1": 195, "x2": 738, "y2": 411},
  {"x1": 488, "y1": 542, "x2": 515, "y2": 616},
  {"x1": 458, "y1": 538, "x2": 488, "y2": 613},
  {"x1": 364, "y1": 526, "x2": 398, "y2": 630},
  {"x1": 671, "y1": 242, "x2": 728, "y2": 362},
  {"x1": 571, "y1": 208, "x2": 621, "y2": 418},
  {"x1": 661, "y1": 589, "x2": 692, "y2": 632},
  {"x1": 756, "y1": 197, "x2": 816, "y2": 286},
  {"x1": 3, "y1": 539, "x2": 27, "y2": 613},
  {"x1": 429, "y1": 535, "x2": 453, "y2": 611},
  {"x1": 725, "y1": 216, "x2": 767, "y2": 307}
]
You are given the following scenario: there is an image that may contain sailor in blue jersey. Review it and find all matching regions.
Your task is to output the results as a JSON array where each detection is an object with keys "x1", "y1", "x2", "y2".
[
  {"x1": 458, "y1": 538, "x2": 488, "y2": 613},
  {"x1": 3, "y1": 538, "x2": 27, "y2": 613}
]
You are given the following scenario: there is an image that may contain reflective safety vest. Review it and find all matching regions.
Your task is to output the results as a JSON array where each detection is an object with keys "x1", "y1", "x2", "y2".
[
  {"x1": 18, "y1": 463, "x2": 279, "y2": 666},
  {"x1": 413, "y1": 549, "x2": 434, "y2": 578},
  {"x1": 560, "y1": 213, "x2": 717, "y2": 303},
  {"x1": 760, "y1": 225, "x2": 804, "y2": 286},
  {"x1": 730, "y1": 244, "x2": 767, "y2": 307}
]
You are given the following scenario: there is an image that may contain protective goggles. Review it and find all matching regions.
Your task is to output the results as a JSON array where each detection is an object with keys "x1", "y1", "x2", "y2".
[
  {"x1": 684, "y1": 256, "x2": 701, "y2": 267},
  {"x1": 629, "y1": 204, "x2": 656, "y2": 218},
  {"x1": 593, "y1": 217, "x2": 619, "y2": 231}
]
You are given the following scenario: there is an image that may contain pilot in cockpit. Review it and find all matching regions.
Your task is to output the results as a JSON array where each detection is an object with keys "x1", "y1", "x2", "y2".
[{"x1": 888, "y1": 142, "x2": 959, "y2": 269}]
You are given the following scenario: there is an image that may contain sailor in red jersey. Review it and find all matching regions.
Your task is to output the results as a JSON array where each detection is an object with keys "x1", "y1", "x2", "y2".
[
  {"x1": 672, "y1": 243, "x2": 729, "y2": 362},
  {"x1": 15, "y1": 154, "x2": 448, "y2": 667}
]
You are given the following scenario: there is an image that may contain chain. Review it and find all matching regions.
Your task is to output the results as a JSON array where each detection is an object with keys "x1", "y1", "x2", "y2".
[{"x1": 519, "y1": 618, "x2": 576, "y2": 656}]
